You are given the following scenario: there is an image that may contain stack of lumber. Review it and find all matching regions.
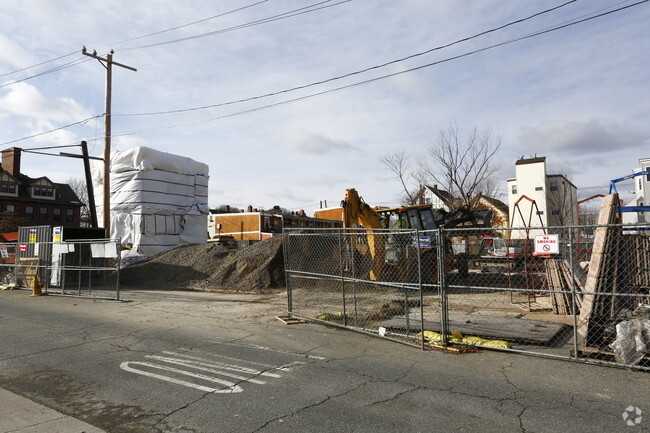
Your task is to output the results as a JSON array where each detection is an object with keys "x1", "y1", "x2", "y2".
[
  {"x1": 626, "y1": 235, "x2": 650, "y2": 289},
  {"x1": 577, "y1": 194, "x2": 621, "y2": 342},
  {"x1": 545, "y1": 259, "x2": 583, "y2": 315}
]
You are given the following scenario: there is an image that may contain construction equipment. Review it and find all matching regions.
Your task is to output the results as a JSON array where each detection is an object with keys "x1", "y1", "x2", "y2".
[{"x1": 339, "y1": 188, "x2": 494, "y2": 284}]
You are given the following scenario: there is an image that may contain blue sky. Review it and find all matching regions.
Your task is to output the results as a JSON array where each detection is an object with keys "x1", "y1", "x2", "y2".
[{"x1": 1, "y1": 0, "x2": 648, "y2": 212}]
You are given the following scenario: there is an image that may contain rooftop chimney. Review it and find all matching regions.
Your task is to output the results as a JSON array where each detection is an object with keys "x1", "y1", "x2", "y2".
[{"x1": 1, "y1": 147, "x2": 22, "y2": 177}]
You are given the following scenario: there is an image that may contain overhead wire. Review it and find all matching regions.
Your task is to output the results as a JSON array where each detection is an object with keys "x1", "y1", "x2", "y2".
[
  {"x1": 0, "y1": 51, "x2": 78, "y2": 79},
  {"x1": 119, "y1": 0, "x2": 352, "y2": 51},
  {"x1": 110, "y1": 0, "x2": 271, "y2": 45},
  {"x1": 115, "y1": 0, "x2": 582, "y2": 117},
  {"x1": 96, "y1": 0, "x2": 647, "y2": 141},
  {"x1": 0, "y1": 1, "x2": 274, "y2": 79},
  {"x1": 2, "y1": 0, "x2": 644, "y2": 148},
  {"x1": 0, "y1": 115, "x2": 104, "y2": 148},
  {"x1": 0, "y1": 57, "x2": 92, "y2": 89}
]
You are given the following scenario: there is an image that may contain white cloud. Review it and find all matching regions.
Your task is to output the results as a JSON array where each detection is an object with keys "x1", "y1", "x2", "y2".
[
  {"x1": 0, "y1": 82, "x2": 92, "y2": 123},
  {"x1": 517, "y1": 119, "x2": 649, "y2": 156},
  {"x1": 280, "y1": 130, "x2": 359, "y2": 154}
]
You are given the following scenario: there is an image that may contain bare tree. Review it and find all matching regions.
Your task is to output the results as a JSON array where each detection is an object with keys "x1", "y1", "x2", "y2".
[
  {"x1": 379, "y1": 150, "x2": 430, "y2": 205},
  {"x1": 66, "y1": 177, "x2": 90, "y2": 227},
  {"x1": 421, "y1": 124, "x2": 502, "y2": 208}
]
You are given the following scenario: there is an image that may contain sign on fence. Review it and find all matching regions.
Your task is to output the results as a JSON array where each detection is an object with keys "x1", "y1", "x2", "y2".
[
  {"x1": 411, "y1": 235, "x2": 431, "y2": 248},
  {"x1": 534, "y1": 234, "x2": 559, "y2": 255}
]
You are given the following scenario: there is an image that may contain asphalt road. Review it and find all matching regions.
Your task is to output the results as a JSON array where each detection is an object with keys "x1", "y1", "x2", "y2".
[{"x1": 0, "y1": 288, "x2": 648, "y2": 433}]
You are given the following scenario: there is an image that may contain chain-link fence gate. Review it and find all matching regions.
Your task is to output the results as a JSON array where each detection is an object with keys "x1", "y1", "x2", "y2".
[
  {"x1": 0, "y1": 239, "x2": 121, "y2": 300},
  {"x1": 284, "y1": 224, "x2": 650, "y2": 370}
]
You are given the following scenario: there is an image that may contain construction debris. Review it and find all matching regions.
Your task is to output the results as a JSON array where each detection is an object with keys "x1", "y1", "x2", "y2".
[
  {"x1": 545, "y1": 259, "x2": 584, "y2": 315},
  {"x1": 120, "y1": 236, "x2": 285, "y2": 292},
  {"x1": 578, "y1": 193, "x2": 650, "y2": 347}
]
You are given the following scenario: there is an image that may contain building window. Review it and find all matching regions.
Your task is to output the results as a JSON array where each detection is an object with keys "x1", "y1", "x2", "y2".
[
  {"x1": 53, "y1": 208, "x2": 61, "y2": 222},
  {"x1": 25, "y1": 206, "x2": 34, "y2": 219},
  {"x1": 33, "y1": 187, "x2": 54, "y2": 197},
  {"x1": 550, "y1": 205, "x2": 560, "y2": 216},
  {"x1": 66, "y1": 209, "x2": 74, "y2": 223},
  {"x1": 0, "y1": 183, "x2": 15, "y2": 193},
  {"x1": 640, "y1": 178, "x2": 643, "y2": 190},
  {"x1": 537, "y1": 210, "x2": 544, "y2": 216},
  {"x1": 511, "y1": 185, "x2": 517, "y2": 194},
  {"x1": 40, "y1": 207, "x2": 48, "y2": 221},
  {"x1": 550, "y1": 181, "x2": 558, "y2": 192},
  {"x1": 535, "y1": 186, "x2": 543, "y2": 191},
  {"x1": 6, "y1": 204, "x2": 15, "y2": 213}
]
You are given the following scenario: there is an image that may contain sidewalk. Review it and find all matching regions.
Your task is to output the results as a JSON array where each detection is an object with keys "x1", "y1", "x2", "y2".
[{"x1": 0, "y1": 388, "x2": 105, "y2": 433}]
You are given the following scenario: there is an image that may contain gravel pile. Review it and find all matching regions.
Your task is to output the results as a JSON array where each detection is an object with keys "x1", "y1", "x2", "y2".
[{"x1": 120, "y1": 236, "x2": 285, "y2": 292}]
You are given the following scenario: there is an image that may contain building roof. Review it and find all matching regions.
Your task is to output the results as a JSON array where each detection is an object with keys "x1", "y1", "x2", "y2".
[
  {"x1": 0, "y1": 168, "x2": 83, "y2": 207},
  {"x1": 425, "y1": 185, "x2": 454, "y2": 207},
  {"x1": 515, "y1": 156, "x2": 546, "y2": 165},
  {"x1": 471, "y1": 194, "x2": 509, "y2": 213}
]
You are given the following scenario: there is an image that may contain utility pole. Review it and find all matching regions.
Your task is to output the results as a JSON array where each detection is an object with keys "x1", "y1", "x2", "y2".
[{"x1": 82, "y1": 47, "x2": 136, "y2": 237}]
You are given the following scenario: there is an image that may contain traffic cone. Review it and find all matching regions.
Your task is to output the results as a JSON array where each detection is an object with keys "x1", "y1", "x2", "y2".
[{"x1": 30, "y1": 274, "x2": 44, "y2": 296}]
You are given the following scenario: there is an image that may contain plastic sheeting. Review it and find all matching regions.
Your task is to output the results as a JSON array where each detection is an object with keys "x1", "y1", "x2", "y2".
[{"x1": 94, "y1": 146, "x2": 209, "y2": 258}]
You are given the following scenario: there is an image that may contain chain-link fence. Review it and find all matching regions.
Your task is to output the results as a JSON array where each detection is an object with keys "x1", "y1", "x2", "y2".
[
  {"x1": 284, "y1": 224, "x2": 650, "y2": 370},
  {"x1": 0, "y1": 239, "x2": 121, "y2": 300}
]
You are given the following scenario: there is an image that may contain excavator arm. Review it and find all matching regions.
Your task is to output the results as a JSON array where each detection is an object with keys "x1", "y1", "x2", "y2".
[{"x1": 341, "y1": 188, "x2": 385, "y2": 280}]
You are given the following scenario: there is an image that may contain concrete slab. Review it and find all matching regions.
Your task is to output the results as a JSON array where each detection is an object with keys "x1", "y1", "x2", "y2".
[{"x1": 0, "y1": 388, "x2": 105, "y2": 433}]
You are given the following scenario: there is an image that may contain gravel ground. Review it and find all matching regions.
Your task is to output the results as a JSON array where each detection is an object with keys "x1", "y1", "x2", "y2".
[{"x1": 120, "y1": 236, "x2": 285, "y2": 292}]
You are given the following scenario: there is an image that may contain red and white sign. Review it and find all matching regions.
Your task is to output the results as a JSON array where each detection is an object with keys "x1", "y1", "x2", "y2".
[
  {"x1": 19, "y1": 243, "x2": 27, "y2": 253},
  {"x1": 534, "y1": 234, "x2": 559, "y2": 255}
]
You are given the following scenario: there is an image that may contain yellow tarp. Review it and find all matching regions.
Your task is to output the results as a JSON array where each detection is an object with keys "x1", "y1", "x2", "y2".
[{"x1": 417, "y1": 330, "x2": 512, "y2": 349}]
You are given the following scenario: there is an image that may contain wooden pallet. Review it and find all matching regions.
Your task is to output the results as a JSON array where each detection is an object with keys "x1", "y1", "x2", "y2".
[
  {"x1": 276, "y1": 315, "x2": 305, "y2": 325},
  {"x1": 571, "y1": 344, "x2": 650, "y2": 365}
]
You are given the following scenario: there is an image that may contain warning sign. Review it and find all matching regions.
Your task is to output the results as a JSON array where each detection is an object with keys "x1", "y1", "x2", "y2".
[
  {"x1": 534, "y1": 234, "x2": 559, "y2": 255},
  {"x1": 19, "y1": 243, "x2": 27, "y2": 253}
]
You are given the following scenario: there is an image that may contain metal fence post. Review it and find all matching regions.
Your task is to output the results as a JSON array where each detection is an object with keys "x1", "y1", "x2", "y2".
[
  {"x1": 568, "y1": 228, "x2": 579, "y2": 358},
  {"x1": 351, "y1": 233, "x2": 358, "y2": 328},
  {"x1": 115, "y1": 239, "x2": 121, "y2": 301},
  {"x1": 416, "y1": 229, "x2": 425, "y2": 350},
  {"x1": 338, "y1": 230, "x2": 347, "y2": 326},
  {"x1": 283, "y1": 232, "x2": 292, "y2": 314},
  {"x1": 437, "y1": 228, "x2": 448, "y2": 345}
]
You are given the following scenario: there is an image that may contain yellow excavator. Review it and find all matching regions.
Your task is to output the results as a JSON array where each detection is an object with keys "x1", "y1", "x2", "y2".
[{"x1": 340, "y1": 188, "x2": 492, "y2": 284}]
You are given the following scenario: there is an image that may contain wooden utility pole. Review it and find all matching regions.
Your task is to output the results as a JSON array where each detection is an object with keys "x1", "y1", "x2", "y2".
[
  {"x1": 80, "y1": 141, "x2": 99, "y2": 228},
  {"x1": 82, "y1": 47, "x2": 136, "y2": 237},
  {"x1": 59, "y1": 142, "x2": 103, "y2": 229}
]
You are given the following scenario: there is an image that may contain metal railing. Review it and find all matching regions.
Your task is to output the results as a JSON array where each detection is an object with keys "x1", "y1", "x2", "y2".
[
  {"x1": 283, "y1": 224, "x2": 650, "y2": 370},
  {"x1": 0, "y1": 239, "x2": 121, "y2": 300}
]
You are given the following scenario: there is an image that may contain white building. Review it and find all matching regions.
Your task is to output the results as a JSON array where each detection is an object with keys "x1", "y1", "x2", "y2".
[
  {"x1": 94, "y1": 146, "x2": 209, "y2": 257},
  {"x1": 422, "y1": 185, "x2": 453, "y2": 210},
  {"x1": 506, "y1": 156, "x2": 577, "y2": 238},
  {"x1": 621, "y1": 157, "x2": 650, "y2": 224}
]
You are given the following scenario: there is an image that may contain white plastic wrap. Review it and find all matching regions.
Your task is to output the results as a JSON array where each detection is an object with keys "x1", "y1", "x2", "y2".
[
  {"x1": 94, "y1": 146, "x2": 209, "y2": 258},
  {"x1": 609, "y1": 319, "x2": 650, "y2": 365}
]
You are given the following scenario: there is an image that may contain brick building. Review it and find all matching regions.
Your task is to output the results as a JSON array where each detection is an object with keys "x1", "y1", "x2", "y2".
[{"x1": 0, "y1": 147, "x2": 83, "y2": 231}]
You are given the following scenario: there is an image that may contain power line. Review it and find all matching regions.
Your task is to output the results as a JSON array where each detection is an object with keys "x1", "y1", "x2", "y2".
[
  {"x1": 100, "y1": 0, "x2": 648, "y2": 140},
  {"x1": 115, "y1": 0, "x2": 581, "y2": 117},
  {"x1": 120, "y1": 0, "x2": 352, "y2": 50},
  {"x1": 0, "y1": 51, "x2": 78, "y2": 79},
  {"x1": 0, "y1": 57, "x2": 91, "y2": 89},
  {"x1": 111, "y1": 0, "x2": 271, "y2": 46},
  {"x1": 0, "y1": 2, "x2": 273, "y2": 80},
  {"x1": 0, "y1": 115, "x2": 104, "y2": 148},
  {"x1": 3, "y1": 0, "x2": 644, "y2": 148}
]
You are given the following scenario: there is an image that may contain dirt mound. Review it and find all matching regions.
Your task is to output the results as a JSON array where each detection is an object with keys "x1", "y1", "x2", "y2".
[{"x1": 120, "y1": 236, "x2": 285, "y2": 291}]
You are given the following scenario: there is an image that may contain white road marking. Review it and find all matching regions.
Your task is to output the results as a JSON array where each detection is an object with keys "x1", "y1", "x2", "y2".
[
  {"x1": 161, "y1": 351, "x2": 282, "y2": 378},
  {"x1": 120, "y1": 361, "x2": 243, "y2": 393},
  {"x1": 147, "y1": 355, "x2": 267, "y2": 384},
  {"x1": 206, "y1": 338, "x2": 327, "y2": 360},
  {"x1": 121, "y1": 345, "x2": 326, "y2": 394}
]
